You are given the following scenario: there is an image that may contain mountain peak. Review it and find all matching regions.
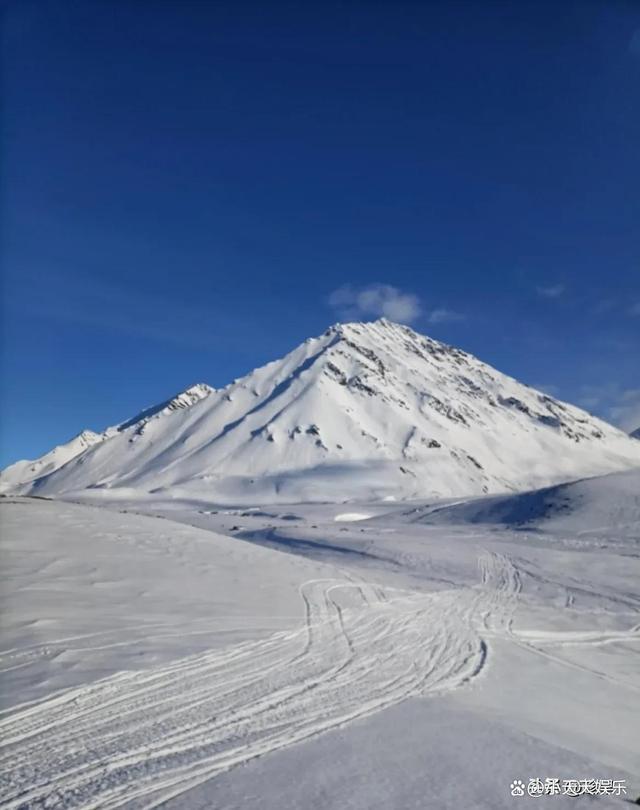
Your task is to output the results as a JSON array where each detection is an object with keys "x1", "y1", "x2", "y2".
[
  {"x1": 4, "y1": 324, "x2": 640, "y2": 503},
  {"x1": 76, "y1": 429, "x2": 102, "y2": 443},
  {"x1": 329, "y1": 316, "x2": 417, "y2": 334},
  {"x1": 323, "y1": 319, "x2": 454, "y2": 367},
  {"x1": 117, "y1": 383, "x2": 214, "y2": 432}
]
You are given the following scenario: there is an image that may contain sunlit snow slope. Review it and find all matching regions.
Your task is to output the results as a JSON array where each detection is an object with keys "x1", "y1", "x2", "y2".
[
  {"x1": 3, "y1": 320, "x2": 639, "y2": 503},
  {"x1": 0, "y1": 430, "x2": 105, "y2": 492},
  {"x1": 0, "y1": 384, "x2": 214, "y2": 495}
]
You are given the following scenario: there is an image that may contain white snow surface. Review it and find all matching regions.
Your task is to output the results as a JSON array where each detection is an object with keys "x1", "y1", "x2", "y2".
[
  {"x1": 3, "y1": 320, "x2": 640, "y2": 503},
  {"x1": 393, "y1": 467, "x2": 640, "y2": 537},
  {"x1": 1, "y1": 480, "x2": 638, "y2": 809}
]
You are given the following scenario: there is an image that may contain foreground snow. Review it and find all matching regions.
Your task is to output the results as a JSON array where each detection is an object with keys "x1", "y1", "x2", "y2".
[{"x1": 1, "y1": 483, "x2": 638, "y2": 808}]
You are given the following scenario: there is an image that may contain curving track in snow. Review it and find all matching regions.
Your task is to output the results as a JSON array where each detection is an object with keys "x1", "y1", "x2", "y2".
[{"x1": 0, "y1": 555, "x2": 521, "y2": 810}]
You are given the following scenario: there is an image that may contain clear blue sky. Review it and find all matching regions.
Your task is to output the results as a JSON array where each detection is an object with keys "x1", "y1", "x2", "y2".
[{"x1": 2, "y1": 1, "x2": 639, "y2": 466}]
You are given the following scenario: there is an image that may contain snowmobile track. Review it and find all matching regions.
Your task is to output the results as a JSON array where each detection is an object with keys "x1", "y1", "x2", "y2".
[{"x1": 0, "y1": 555, "x2": 520, "y2": 810}]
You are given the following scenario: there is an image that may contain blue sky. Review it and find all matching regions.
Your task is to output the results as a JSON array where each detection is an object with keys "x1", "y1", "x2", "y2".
[{"x1": 2, "y1": 1, "x2": 639, "y2": 466}]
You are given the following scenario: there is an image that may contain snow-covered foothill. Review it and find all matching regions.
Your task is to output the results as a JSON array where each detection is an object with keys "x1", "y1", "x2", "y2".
[{"x1": 405, "y1": 467, "x2": 640, "y2": 537}]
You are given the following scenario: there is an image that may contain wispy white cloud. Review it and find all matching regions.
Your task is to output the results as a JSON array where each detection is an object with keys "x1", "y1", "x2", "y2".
[
  {"x1": 577, "y1": 383, "x2": 617, "y2": 412},
  {"x1": 609, "y1": 389, "x2": 640, "y2": 433},
  {"x1": 328, "y1": 284, "x2": 422, "y2": 324},
  {"x1": 590, "y1": 298, "x2": 640, "y2": 318},
  {"x1": 536, "y1": 283, "x2": 565, "y2": 299},
  {"x1": 427, "y1": 308, "x2": 466, "y2": 325},
  {"x1": 327, "y1": 283, "x2": 466, "y2": 328},
  {"x1": 592, "y1": 298, "x2": 616, "y2": 316},
  {"x1": 578, "y1": 383, "x2": 640, "y2": 433}
]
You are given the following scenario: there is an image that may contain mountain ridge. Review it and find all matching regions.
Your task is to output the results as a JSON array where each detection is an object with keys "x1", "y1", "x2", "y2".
[{"x1": 3, "y1": 319, "x2": 639, "y2": 503}]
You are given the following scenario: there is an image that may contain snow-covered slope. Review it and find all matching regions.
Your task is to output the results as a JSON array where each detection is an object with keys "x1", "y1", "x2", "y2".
[
  {"x1": 404, "y1": 467, "x2": 640, "y2": 536},
  {"x1": 116, "y1": 382, "x2": 215, "y2": 433},
  {"x1": 3, "y1": 493, "x2": 637, "y2": 807},
  {"x1": 0, "y1": 430, "x2": 105, "y2": 494},
  {"x1": 0, "y1": 384, "x2": 214, "y2": 495},
  {"x1": 6, "y1": 320, "x2": 640, "y2": 503}
]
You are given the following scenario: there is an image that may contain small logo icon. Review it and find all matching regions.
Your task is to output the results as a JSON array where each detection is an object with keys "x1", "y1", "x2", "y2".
[{"x1": 510, "y1": 780, "x2": 525, "y2": 797}]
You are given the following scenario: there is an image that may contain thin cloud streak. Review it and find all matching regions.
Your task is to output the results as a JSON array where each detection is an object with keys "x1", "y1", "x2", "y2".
[
  {"x1": 328, "y1": 284, "x2": 466, "y2": 328},
  {"x1": 427, "y1": 308, "x2": 465, "y2": 325},
  {"x1": 536, "y1": 284, "x2": 565, "y2": 299},
  {"x1": 328, "y1": 284, "x2": 422, "y2": 324}
]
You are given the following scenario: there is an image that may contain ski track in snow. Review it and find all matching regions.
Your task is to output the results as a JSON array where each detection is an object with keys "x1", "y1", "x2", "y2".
[
  {"x1": 0, "y1": 551, "x2": 525, "y2": 810},
  {"x1": 2, "y1": 549, "x2": 632, "y2": 809}
]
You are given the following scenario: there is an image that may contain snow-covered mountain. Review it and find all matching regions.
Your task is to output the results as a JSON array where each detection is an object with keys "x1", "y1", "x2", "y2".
[
  {"x1": 3, "y1": 320, "x2": 640, "y2": 503},
  {"x1": 0, "y1": 430, "x2": 106, "y2": 493},
  {"x1": 0, "y1": 384, "x2": 214, "y2": 495},
  {"x1": 631, "y1": 427, "x2": 640, "y2": 440}
]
